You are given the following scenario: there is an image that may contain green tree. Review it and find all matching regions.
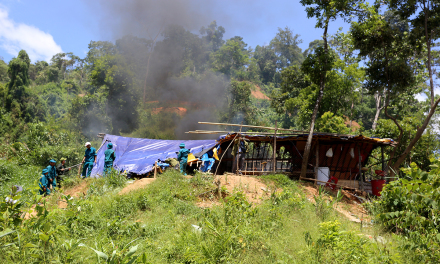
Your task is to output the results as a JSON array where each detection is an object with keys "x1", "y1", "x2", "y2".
[
  {"x1": 0, "y1": 58, "x2": 9, "y2": 83},
  {"x1": 200, "y1": 21, "x2": 225, "y2": 52},
  {"x1": 90, "y1": 53, "x2": 138, "y2": 134},
  {"x1": 5, "y1": 50, "x2": 31, "y2": 118},
  {"x1": 222, "y1": 80, "x2": 258, "y2": 125},
  {"x1": 316, "y1": 111, "x2": 350, "y2": 134},
  {"x1": 211, "y1": 37, "x2": 249, "y2": 77},
  {"x1": 383, "y1": 0, "x2": 440, "y2": 172},
  {"x1": 253, "y1": 45, "x2": 278, "y2": 84},
  {"x1": 299, "y1": 0, "x2": 364, "y2": 178},
  {"x1": 273, "y1": 53, "x2": 363, "y2": 130},
  {"x1": 270, "y1": 27, "x2": 304, "y2": 68},
  {"x1": 350, "y1": 5, "x2": 432, "y2": 173},
  {"x1": 270, "y1": 65, "x2": 310, "y2": 128},
  {"x1": 374, "y1": 116, "x2": 439, "y2": 171}
]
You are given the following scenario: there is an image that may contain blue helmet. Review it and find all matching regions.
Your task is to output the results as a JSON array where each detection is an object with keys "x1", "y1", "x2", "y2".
[
  {"x1": 179, "y1": 143, "x2": 185, "y2": 148},
  {"x1": 49, "y1": 159, "x2": 56, "y2": 163},
  {"x1": 107, "y1": 142, "x2": 113, "y2": 149},
  {"x1": 42, "y1": 168, "x2": 49, "y2": 174}
]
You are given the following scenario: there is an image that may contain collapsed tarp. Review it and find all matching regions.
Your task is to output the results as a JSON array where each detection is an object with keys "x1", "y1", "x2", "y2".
[{"x1": 90, "y1": 134, "x2": 216, "y2": 177}]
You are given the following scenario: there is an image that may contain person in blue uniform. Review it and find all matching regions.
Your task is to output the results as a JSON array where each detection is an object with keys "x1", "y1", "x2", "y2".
[
  {"x1": 103, "y1": 143, "x2": 116, "y2": 176},
  {"x1": 81, "y1": 142, "x2": 97, "y2": 178},
  {"x1": 39, "y1": 168, "x2": 50, "y2": 195},
  {"x1": 200, "y1": 153, "x2": 215, "y2": 173},
  {"x1": 46, "y1": 159, "x2": 57, "y2": 191},
  {"x1": 177, "y1": 143, "x2": 190, "y2": 175}
]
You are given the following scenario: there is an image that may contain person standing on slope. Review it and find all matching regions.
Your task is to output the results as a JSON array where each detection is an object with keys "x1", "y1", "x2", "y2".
[
  {"x1": 103, "y1": 142, "x2": 116, "y2": 176},
  {"x1": 177, "y1": 143, "x2": 190, "y2": 176},
  {"x1": 81, "y1": 142, "x2": 97, "y2": 178},
  {"x1": 39, "y1": 168, "x2": 50, "y2": 196},
  {"x1": 56, "y1": 157, "x2": 71, "y2": 188},
  {"x1": 46, "y1": 159, "x2": 57, "y2": 191}
]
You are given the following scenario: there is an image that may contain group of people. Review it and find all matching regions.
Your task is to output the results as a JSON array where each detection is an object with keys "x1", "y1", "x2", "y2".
[
  {"x1": 38, "y1": 141, "x2": 116, "y2": 196},
  {"x1": 177, "y1": 142, "x2": 219, "y2": 175},
  {"x1": 38, "y1": 158, "x2": 71, "y2": 195},
  {"x1": 79, "y1": 141, "x2": 116, "y2": 178},
  {"x1": 38, "y1": 140, "x2": 226, "y2": 195}
]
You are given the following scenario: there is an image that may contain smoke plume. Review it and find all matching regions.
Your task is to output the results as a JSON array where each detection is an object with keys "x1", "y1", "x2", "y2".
[{"x1": 85, "y1": 0, "x2": 243, "y2": 139}]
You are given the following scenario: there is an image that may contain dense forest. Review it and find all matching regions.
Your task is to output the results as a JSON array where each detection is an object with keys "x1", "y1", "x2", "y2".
[
  {"x1": 1, "y1": 1, "x2": 440, "y2": 263},
  {"x1": 1, "y1": 4, "x2": 439, "y2": 172}
]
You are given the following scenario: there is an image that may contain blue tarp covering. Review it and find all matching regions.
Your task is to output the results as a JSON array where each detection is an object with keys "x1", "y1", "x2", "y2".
[{"x1": 90, "y1": 134, "x2": 216, "y2": 177}]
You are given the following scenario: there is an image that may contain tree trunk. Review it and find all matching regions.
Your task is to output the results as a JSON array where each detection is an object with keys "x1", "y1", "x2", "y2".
[
  {"x1": 300, "y1": 20, "x2": 329, "y2": 179},
  {"x1": 372, "y1": 90, "x2": 384, "y2": 130},
  {"x1": 391, "y1": 98, "x2": 440, "y2": 172},
  {"x1": 389, "y1": 3, "x2": 438, "y2": 174}
]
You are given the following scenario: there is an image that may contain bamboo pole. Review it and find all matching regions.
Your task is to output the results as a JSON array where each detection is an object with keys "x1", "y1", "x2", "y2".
[
  {"x1": 189, "y1": 128, "x2": 357, "y2": 138},
  {"x1": 198, "y1": 121, "x2": 306, "y2": 132},
  {"x1": 187, "y1": 131, "x2": 305, "y2": 135},
  {"x1": 154, "y1": 161, "x2": 157, "y2": 178}
]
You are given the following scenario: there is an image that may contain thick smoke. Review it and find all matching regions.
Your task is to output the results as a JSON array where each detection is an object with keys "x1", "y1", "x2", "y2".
[
  {"x1": 86, "y1": 0, "x2": 242, "y2": 139},
  {"x1": 91, "y1": 0, "x2": 219, "y2": 38}
]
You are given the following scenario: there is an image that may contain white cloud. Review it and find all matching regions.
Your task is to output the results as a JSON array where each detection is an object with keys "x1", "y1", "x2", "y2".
[{"x1": 0, "y1": 7, "x2": 62, "y2": 62}]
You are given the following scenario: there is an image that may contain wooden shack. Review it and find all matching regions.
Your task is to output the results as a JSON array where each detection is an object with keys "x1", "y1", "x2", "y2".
[{"x1": 214, "y1": 133, "x2": 394, "y2": 190}]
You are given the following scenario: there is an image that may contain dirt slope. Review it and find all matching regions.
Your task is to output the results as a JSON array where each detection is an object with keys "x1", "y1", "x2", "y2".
[
  {"x1": 251, "y1": 85, "x2": 270, "y2": 100},
  {"x1": 302, "y1": 184, "x2": 369, "y2": 223},
  {"x1": 118, "y1": 178, "x2": 156, "y2": 195}
]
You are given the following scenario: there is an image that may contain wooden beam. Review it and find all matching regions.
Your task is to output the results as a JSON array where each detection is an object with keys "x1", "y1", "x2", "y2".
[{"x1": 198, "y1": 121, "x2": 306, "y2": 132}]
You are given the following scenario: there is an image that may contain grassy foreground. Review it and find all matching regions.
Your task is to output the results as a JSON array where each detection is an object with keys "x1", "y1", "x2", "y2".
[{"x1": 0, "y1": 170, "x2": 429, "y2": 263}]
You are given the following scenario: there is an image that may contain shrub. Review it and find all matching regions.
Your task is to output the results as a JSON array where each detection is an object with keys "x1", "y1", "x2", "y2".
[{"x1": 371, "y1": 159, "x2": 440, "y2": 262}]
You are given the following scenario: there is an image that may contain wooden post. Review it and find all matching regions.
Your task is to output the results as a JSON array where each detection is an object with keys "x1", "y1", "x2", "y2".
[
  {"x1": 358, "y1": 145, "x2": 364, "y2": 192},
  {"x1": 77, "y1": 163, "x2": 82, "y2": 178},
  {"x1": 381, "y1": 145, "x2": 385, "y2": 172},
  {"x1": 314, "y1": 140, "x2": 319, "y2": 186},
  {"x1": 273, "y1": 121, "x2": 277, "y2": 173},
  {"x1": 154, "y1": 161, "x2": 157, "y2": 178},
  {"x1": 244, "y1": 160, "x2": 247, "y2": 177}
]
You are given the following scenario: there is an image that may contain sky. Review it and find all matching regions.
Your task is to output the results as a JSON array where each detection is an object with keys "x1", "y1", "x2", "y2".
[{"x1": 0, "y1": 0, "x2": 350, "y2": 63}]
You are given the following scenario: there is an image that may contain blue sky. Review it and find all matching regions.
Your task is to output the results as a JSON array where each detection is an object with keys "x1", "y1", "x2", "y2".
[{"x1": 0, "y1": 0, "x2": 350, "y2": 63}]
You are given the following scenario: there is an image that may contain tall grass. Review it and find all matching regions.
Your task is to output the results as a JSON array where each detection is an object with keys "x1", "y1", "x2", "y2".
[{"x1": 0, "y1": 171, "x2": 423, "y2": 263}]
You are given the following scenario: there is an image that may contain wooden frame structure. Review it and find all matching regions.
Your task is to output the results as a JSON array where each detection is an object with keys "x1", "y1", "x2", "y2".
[{"x1": 187, "y1": 122, "x2": 394, "y2": 191}]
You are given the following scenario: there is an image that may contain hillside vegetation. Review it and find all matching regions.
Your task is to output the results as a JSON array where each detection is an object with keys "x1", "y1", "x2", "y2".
[
  {"x1": 1, "y1": 0, "x2": 440, "y2": 262},
  {"x1": 2, "y1": 171, "x2": 430, "y2": 263}
]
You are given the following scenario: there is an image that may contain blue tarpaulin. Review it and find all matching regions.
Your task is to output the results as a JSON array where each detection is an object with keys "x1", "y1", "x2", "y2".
[{"x1": 90, "y1": 134, "x2": 216, "y2": 177}]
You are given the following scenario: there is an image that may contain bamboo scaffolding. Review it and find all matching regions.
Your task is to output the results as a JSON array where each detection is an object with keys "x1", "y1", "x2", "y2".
[
  {"x1": 198, "y1": 122, "x2": 357, "y2": 137},
  {"x1": 186, "y1": 131, "x2": 305, "y2": 135}
]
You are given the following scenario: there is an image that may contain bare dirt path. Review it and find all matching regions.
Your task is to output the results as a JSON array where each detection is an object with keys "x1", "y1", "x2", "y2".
[
  {"x1": 301, "y1": 184, "x2": 369, "y2": 223},
  {"x1": 118, "y1": 178, "x2": 156, "y2": 195},
  {"x1": 197, "y1": 175, "x2": 281, "y2": 208}
]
